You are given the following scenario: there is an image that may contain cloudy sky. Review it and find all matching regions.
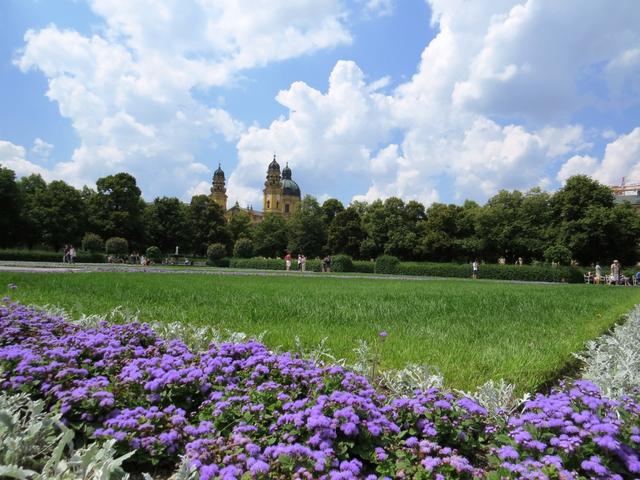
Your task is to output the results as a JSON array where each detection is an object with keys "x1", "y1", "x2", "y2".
[{"x1": 1, "y1": 0, "x2": 639, "y2": 207}]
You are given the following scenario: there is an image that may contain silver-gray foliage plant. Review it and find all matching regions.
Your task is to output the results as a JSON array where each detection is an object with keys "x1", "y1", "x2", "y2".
[
  {"x1": 460, "y1": 379, "x2": 530, "y2": 418},
  {"x1": 575, "y1": 305, "x2": 640, "y2": 398}
]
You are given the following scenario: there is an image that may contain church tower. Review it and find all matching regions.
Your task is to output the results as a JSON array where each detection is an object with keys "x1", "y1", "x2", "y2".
[
  {"x1": 263, "y1": 155, "x2": 282, "y2": 214},
  {"x1": 210, "y1": 163, "x2": 227, "y2": 210},
  {"x1": 280, "y1": 162, "x2": 301, "y2": 217}
]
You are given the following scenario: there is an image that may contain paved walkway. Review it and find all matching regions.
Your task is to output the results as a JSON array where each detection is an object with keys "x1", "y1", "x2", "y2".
[{"x1": 0, "y1": 261, "x2": 564, "y2": 285}]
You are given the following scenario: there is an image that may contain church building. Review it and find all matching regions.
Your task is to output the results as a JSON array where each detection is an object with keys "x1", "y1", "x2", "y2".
[{"x1": 210, "y1": 155, "x2": 301, "y2": 222}]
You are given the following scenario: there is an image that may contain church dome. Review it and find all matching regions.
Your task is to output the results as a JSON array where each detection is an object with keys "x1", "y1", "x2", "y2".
[
  {"x1": 281, "y1": 178, "x2": 301, "y2": 197},
  {"x1": 213, "y1": 164, "x2": 225, "y2": 179},
  {"x1": 282, "y1": 162, "x2": 292, "y2": 179}
]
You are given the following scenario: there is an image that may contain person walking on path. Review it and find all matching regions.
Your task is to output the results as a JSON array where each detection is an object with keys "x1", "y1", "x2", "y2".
[
  {"x1": 284, "y1": 252, "x2": 292, "y2": 271},
  {"x1": 322, "y1": 255, "x2": 332, "y2": 272},
  {"x1": 69, "y1": 245, "x2": 76, "y2": 264},
  {"x1": 63, "y1": 244, "x2": 70, "y2": 263},
  {"x1": 300, "y1": 254, "x2": 307, "y2": 272},
  {"x1": 297, "y1": 254, "x2": 302, "y2": 271},
  {"x1": 595, "y1": 262, "x2": 602, "y2": 284},
  {"x1": 472, "y1": 259, "x2": 479, "y2": 279},
  {"x1": 610, "y1": 260, "x2": 620, "y2": 285}
]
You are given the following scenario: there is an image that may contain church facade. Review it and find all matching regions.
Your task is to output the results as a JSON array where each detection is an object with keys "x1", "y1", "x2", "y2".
[{"x1": 210, "y1": 155, "x2": 301, "y2": 222}]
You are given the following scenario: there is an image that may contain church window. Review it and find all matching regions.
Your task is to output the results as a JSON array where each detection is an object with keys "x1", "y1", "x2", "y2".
[
  {"x1": 277, "y1": 201, "x2": 280, "y2": 209},
  {"x1": 284, "y1": 204, "x2": 290, "y2": 213},
  {"x1": 266, "y1": 200, "x2": 270, "y2": 209}
]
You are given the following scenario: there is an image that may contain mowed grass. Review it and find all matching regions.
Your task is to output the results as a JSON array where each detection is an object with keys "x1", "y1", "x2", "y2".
[{"x1": 1, "y1": 271, "x2": 639, "y2": 393}]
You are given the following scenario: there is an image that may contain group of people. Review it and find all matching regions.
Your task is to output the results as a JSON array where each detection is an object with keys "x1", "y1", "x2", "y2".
[
  {"x1": 588, "y1": 260, "x2": 639, "y2": 285},
  {"x1": 284, "y1": 252, "x2": 308, "y2": 272},
  {"x1": 62, "y1": 244, "x2": 76, "y2": 263},
  {"x1": 283, "y1": 252, "x2": 333, "y2": 272}
]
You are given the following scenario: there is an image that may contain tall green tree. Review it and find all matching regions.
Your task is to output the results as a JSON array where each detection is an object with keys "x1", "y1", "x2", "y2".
[
  {"x1": 475, "y1": 190, "x2": 526, "y2": 262},
  {"x1": 188, "y1": 195, "x2": 230, "y2": 256},
  {"x1": 253, "y1": 214, "x2": 288, "y2": 257},
  {"x1": 228, "y1": 212, "x2": 253, "y2": 241},
  {"x1": 551, "y1": 176, "x2": 622, "y2": 264},
  {"x1": 327, "y1": 207, "x2": 366, "y2": 258},
  {"x1": 417, "y1": 203, "x2": 459, "y2": 261},
  {"x1": 321, "y1": 198, "x2": 344, "y2": 226},
  {"x1": 35, "y1": 180, "x2": 86, "y2": 250},
  {"x1": 0, "y1": 167, "x2": 21, "y2": 247},
  {"x1": 16, "y1": 174, "x2": 47, "y2": 248},
  {"x1": 144, "y1": 197, "x2": 190, "y2": 253},
  {"x1": 88, "y1": 173, "x2": 144, "y2": 247},
  {"x1": 287, "y1": 195, "x2": 327, "y2": 257}
]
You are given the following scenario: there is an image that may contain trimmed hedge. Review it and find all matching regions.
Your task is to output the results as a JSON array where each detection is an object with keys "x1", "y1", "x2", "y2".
[
  {"x1": 227, "y1": 256, "x2": 584, "y2": 282},
  {"x1": 0, "y1": 249, "x2": 106, "y2": 263},
  {"x1": 229, "y1": 257, "x2": 322, "y2": 272},
  {"x1": 375, "y1": 255, "x2": 400, "y2": 274},
  {"x1": 398, "y1": 262, "x2": 584, "y2": 283}
]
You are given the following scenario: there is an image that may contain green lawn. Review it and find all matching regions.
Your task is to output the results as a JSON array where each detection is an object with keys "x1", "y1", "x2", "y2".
[{"x1": 2, "y1": 271, "x2": 638, "y2": 393}]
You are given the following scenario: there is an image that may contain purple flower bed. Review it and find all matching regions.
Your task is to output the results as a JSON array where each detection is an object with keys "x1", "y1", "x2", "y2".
[{"x1": 1, "y1": 299, "x2": 639, "y2": 479}]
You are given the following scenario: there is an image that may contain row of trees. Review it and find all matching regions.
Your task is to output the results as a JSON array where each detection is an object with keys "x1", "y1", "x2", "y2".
[{"x1": 2, "y1": 165, "x2": 640, "y2": 265}]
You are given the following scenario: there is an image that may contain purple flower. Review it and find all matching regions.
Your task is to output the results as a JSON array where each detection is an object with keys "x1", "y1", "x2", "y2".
[
  {"x1": 7, "y1": 284, "x2": 17, "y2": 290},
  {"x1": 378, "y1": 331, "x2": 388, "y2": 338}
]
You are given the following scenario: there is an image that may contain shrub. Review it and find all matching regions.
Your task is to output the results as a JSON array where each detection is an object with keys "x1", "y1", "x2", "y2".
[
  {"x1": 330, "y1": 254, "x2": 354, "y2": 272},
  {"x1": 206, "y1": 243, "x2": 227, "y2": 261},
  {"x1": 105, "y1": 237, "x2": 128, "y2": 256},
  {"x1": 544, "y1": 244, "x2": 572, "y2": 265},
  {"x1": 145, "y1": 246, "x2": 162, "y2": 261},
  {"x1": 81, "y1": 233, "x2": 104, "y2": 253},
  {"x1": 232, "y1": 238, "x2": 254, "y2": 258},
  {"x1": 375, "y1": 254, "x2": 400, "y2": 274}
]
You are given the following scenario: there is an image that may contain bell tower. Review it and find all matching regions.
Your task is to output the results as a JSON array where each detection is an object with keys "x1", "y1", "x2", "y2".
[
  {"x1": 263, "y1": 154, "x2": 282, "y2": 214},
  {"x1": 211, "y1": 163, "x2": 227, "y2": 210}
]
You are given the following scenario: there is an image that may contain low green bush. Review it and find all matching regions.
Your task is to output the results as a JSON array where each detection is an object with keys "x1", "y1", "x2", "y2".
[
  {"x1": 206, "y1": 243, "x2": 227, "y2": 261},
  {"x1": 330, "y1": 254, "x2": 353, "y2": 272},
  {"x1": 105, "y1": 237, "x2": 128, "y2": 256},
  {"x1": 375, "y1": 255, "x2": 400, "y2": 274},
  {"x1": 145, "y1": 246, "x2": 162, "y2": 261},
  {"x1": 0, "y1": 249, "x2": 105, "y2": 263},
  {"x1": 81, "y1": 233, "x2": 104, "y2": 253},
  {"x1": 233, "y1": 238, "x2": 254, "y2": 258}
]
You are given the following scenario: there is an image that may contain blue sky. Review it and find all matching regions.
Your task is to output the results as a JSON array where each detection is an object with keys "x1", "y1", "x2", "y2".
[{"x1": 1, "y1": 0, "x2": 639, "y2": 207}]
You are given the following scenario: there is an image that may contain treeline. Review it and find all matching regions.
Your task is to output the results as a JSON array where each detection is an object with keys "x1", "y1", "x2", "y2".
[{"x1": 1, "y1": 166, "x2": 639, "y2": 265}]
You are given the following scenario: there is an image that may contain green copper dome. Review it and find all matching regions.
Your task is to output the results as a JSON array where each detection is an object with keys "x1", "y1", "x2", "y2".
[
  {"x1": 281, "y1": 178, "x2": 301, "y2": 197},
  {"x1": 281, "y1": 163, "x2": 300, "y2": 197}
]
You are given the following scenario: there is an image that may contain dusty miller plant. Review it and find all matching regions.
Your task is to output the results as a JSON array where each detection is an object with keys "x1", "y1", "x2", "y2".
[
  {"x1": 575, "y1": 305, "x2": 640, "y2": 398},
  {"x1": 379, "y1": 364, "x2": 444, "y2": 397},
  {"x1": 0, "y1": 393, "x2": 70, "y2": 474},
  {"x1": 460, "y1": 379, "x2": 530, "y2": 418}
]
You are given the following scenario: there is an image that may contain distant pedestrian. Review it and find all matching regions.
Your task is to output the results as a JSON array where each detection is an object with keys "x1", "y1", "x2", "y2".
[
  {"x1": 595, "y1": 262, "x2": 602, "y2": 284},
  {"x1": 284, "y1": 252, "x2": 292, "y2": 271},
  {"x1": 297, "y1": 254, "x2": 302, "y2": 271},
  {"x1": 610, "y1": 260, "x2": 620, "y2": 285},
  {"x1": 63, "y1": 244, "x2": 70, "y2": 263},
  {"x1": 69, "y1": 245, "x2": 76, "y2": 264},
  {"x1": 322, "y1": 255, "x2": 332, "y2": 272},
  {"x1": 472, "y1": 259, "x2": 479, "y2": 279},
  {"x1": 300, "y1": 254, "x2": 307, "y2": 272}
]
